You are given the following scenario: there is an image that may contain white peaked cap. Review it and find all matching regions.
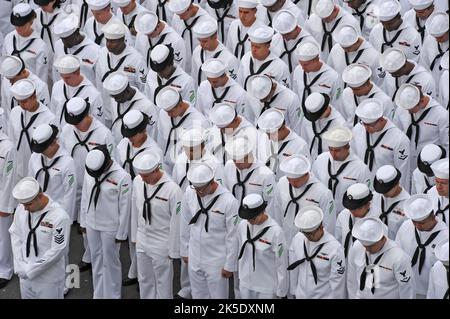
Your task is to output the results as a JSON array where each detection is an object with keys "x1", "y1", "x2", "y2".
[
  {"x1": 112, "y1": 0, "x2": 132, "y2": 7},
  {"x1": 12, "y1": 177, "x2": 40, "y2": 204},
  {"x1": 10, "y1": 78, "x2": 35, "y2": 101},
  {"x1": 225, "y1": 136, "x2": 254, "y2": 160},
  {"x1": 395, "y1": 83, "x2": 420, "y2": 110},
  {"x1": 32, "y1": 124, "x2": 53, "y2": 144},
  {"x1": 257, "y1": 108, "x2": 285, "y2": 134},
  {"x1": 247, "y1": 74, "x2": 272, "y2": 100},
  {"x1": 193, "y1": 18, "x2": 218, "y2": 38},
  {"x1": 209, "y1": 103, "x2": 236, "y2": 128},
  {"x1": 0, "y1": 55, "x2": 23, "y2": 78},
  {"x1": 12, "y1": 3, "x2": 32, "y2": 17},
  {"x1": 342, "y1": 63, "x2": 372, "y2": 88},
  {"x1": 102, "y1": 22, "x2": 127, "y2": 40},
  {"x1": 431, "y1": 158, "x2": 449, "y2": 179},
  {"x1": 54, "y1": 13, "x2": 79, "y2": 38},
  {"x1": 376, "y1": 0, "x2": 401, "y2": 21},
  {"x1": 355, "y1": 98, "x2": 384, "y2": 124},
  {"x1": 434, "y1": 240, "x2": 449, "y2": 265},
  {"x1": 54, "y1": 54, "x2": 81, "y2": 74},
  {"x1": 279, "y1": 154, "x2": 311, "y2": 179},
  {"x1": 315, "y1": 0, "x2": 335, "y2": 19},
  {"x1": 294, "y1": 206, "x2": 324, "y2": 232},
  {"x1": 86, "y1": 0, "x2": 111, "y2": 11},
  {"x1": 123, "y1": 109, "x2": 144, "y2": 129},
  {"x1": 135, "y1": 12, "x2": 158, "y2": 34},
  {"x1": 86, "y1": 149, "x2": 105, "y2": 171},
  {"x1": 408, "y1": 0, "x2": 434, "y2": 10},
  {"x1": 273, "y1": 10, "x2": 297, "y2": 34},
  {"x1": 150, "y1": 44, "x2": 170, "y2": 64},
  {"x1": 201, "y1": 58, "x2": 227, "y2": 78},
  {"x1": 248, "y1": 25, "x2": 274, "y2": 43},
  {"x1": 238, "y1": 0, "x2": 259, "y2": 8},
  {"x1": 380, "y1": 48, "x2": 406, "y2": 73},
  {"x1": 375, "y1": 165, "x2": 397, "y2": 183},
  {"x1": 103, "y1": 72, "x2": 129, "y2": 95},
  {"x1": 335, "y1": 25, "x2": 359, "y2": 48},
  {"x1": 67, "y1": 96, "x2": 88, "y2": 116},
  {"x1": 155, "y1": 86, "x2": 181, "y2": 111},
  {"x1": 295, "y1": 41, "x2": 320, "y2": 61},
  {"x1": 133, "y1": 151, "x2": 161, "y2": 174},
  {"x1": 181, "y1": 128, "x2": 206, "y2": 147},
  {"x1": 168, "y1": 0, "x2": 191, "y2": 14},
  {"x1": 441, "y1": 51, "x2": 449, "y2": 70},
  {"x1": 305, "y1": 92, "x2": 326, "y2": 113},
  {"x1": 420, "y1": 144, "x2": 445, "y2": 164},
  {"x1": 187, "y1": 162, "x2": 215, "y2": 187},
  {"x1": 346, "y1": 183, "x2": 371, "y2": 200},
  {"x1": 242, "y1": 193, "x2": 264, "y2": 208},
  {"x1": 426, "y1": 11, "x2": 449, "y2": 37},
  {"x1": 352, "y1": 217, "x2": 384, "y2": 246},
  {"x1": 322, "y1": 126, "x2": 352, "y2": 147},
  {"x1": 404, "y1": 194, "x2": 434, "y2": 221},
  {"x1": 260, "y1": 0, "x2": 277, "y2": 6}
]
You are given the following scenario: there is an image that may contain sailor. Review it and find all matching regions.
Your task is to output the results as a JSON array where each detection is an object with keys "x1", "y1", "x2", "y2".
[
  {"x1": 372, "y1": 165, "x2": 410, "y2": 240},
  {"x1": 347, "y1": 217, "x2": 415, "y2": 298},
  {"x1": 351, "y1": 98, "x2": 411, "y2": 190},
  {"x1": 113, "y1": 0, "x2": 148, "y2": 44},
  {"x1": 426, "y1": 239, "x2": 449, "y2": 299},
  {"x1": 9, "y1": 177, "x2": 71, "y2": 299},
  {"x1": 313, "y1": 126, "x2": 372, "y2": 213},
  {"x1": 428, "y1": 159, "x2": 449, "y2": 226},
  {"x1": 300, "y1": 92, "x2": 346, "y2": 160},
  {"x1": 396, "y1": 194, "x2": 449, "y2": 298},
  {"x1": 73, "y1": 0, "x2": 93, "y2": 29},
  {"x1": 80, "y1": 146, "x2": 132, "y2": 299},
  {"x1": 288, "y1": 205, "x2": 346, "y2": 299},
  {"x1": 180, "y1": 163, "x2": 240, "y2": 299},
  {"x1": 234, "y1": 193, "x2": 288, "y2": 299},
  {"x1": 412, "y1": 144, "x2": 446, "y2": 194},
  {"x1": 341, "y1": 0, "x2": 380, "y2": 39},
  {"x1": 204, "y1": 0, "x2": 238, "y2": 45},
  {"x1": 141, "y1": 0, "x2": 173, "y2": 26},
  {"x1": 33, "y1": 0, "x2": 65, "y2": 54},
  {"x1": 403, "y1": 0, "x2": 436, "y2": 44},
  {"x1": 257, "y1": 0, "x2": 305, "y2": 29},
  {"x1": 439, "y1": 51, "x2": 449, "y2": 109}
]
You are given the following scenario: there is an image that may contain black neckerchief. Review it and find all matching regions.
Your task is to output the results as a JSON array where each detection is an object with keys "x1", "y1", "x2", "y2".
[
  {"x1": 26, "y1": 211, "x2": 49, "y2": 257},
  {"x1": 287, "y1": 241, "x2": 326, "y2": 285},
  {"x1": 239, "y1": 225, "x2": 271, "y2": 271},
  {"x1": 35, "y1": 155, "x2": 61, "y2": 192}
]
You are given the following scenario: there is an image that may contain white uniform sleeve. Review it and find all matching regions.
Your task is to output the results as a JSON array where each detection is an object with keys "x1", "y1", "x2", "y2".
[
  {"x1": 62, "y1": 162, "x2": 77, "y2": 222},
  {"x1": 9, "y1": 211, "x2": 27, "y2": 275},
  {"x1": 79, "y1": 172, "x2": 89, "y2": 228},
  {"x1": 0, "y1": 144, "x2": 17, "y2": 213},
  {"x1": 130, "y1": 178, "x2": 139, "y2": 244},
  {"x1": 168, "y1": 186, "x2": 183, "y2": 259},
  {"x1": 179, "y1": 194, "x2": 191, "y2": 258},
  {"x1": 288, "y1": 239, "x2": 299, "y2": 296},
  {"x1": 394, "y1": 136, "x2": 412, "y2": 192},
  {"x1": 346, "y1": 245, "x2": 358, "y2": 299},
  {"x1": 273, "y1": 229, "x2": 289, "y2": 298},
  {"x1": 36, "y1": 46, "x2": 49, "y2": 84},
  {"x1": 322, "y1": 191, "x2": 336, "y2": 236},
  {"x1": 329, "y1": 244, "x2": 347, "y2": 299},
  {"x1": 393, "y1": 251, "x2": 416, "y2": 299},
  {"x1": 115, "y1": 173, "x2": 132, "y2": 240},
  {"x1": 224, "y1": 196, "x2": 240, "y2": 272},
  {"x1": 262, "y1": 171, "x2": 276, "y2": 204},
  {"x1": 426, "y1": 264, "x2": 437, "y2": 299}
]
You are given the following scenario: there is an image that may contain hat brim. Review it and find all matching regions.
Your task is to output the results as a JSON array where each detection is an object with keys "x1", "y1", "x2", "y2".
[
  {"x1": 150, "y1": 46, "x2": 174, "y2": 73},
  {"x1": 10, "y1": 11, "x2": 35, "y2": 26},
  {"x1": 121, "y1": 115, "x2": 148, "y2": 138},
  {"x1": 342, "y1": 192, "x2": 373, "y2": 211},
  {"x1": 31, "y1": 125, "x2": 58, "y2": 153},
  {"x1": 65, "y1": 101, "x2": 90, "y2": 125},
  {"x1": 374, "y1": 169, "x2": 401, "y2": 194},
  {"x1": 239, "y1": 202, "x2": 267, "y2": 220}
]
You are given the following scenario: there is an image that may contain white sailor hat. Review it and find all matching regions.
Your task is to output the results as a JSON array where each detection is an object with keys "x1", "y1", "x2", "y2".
[
  {"x1": 12, "y1": 177, "x2": 41, "y2": 204},
  {"x1": 247, "y1": 74, "x2": 273, "y2": 100},
  {"x1": 395, "y1": 83, "x2": 420, "y2": 110},
  {"x1": 273, "y1": 10, "x2": 297, "y2": 35},
  {"x1": 434, "y1": 240, "x2": 449, "y2": 266},
  {"x1": 0, "y1": 55, "x2": 24, "y2": 78},
  {"x1": 168, "y1": 0, "x2": 191, "y2": 14},
  {"x1": 380, "y1": 48, "x2": 406, "y2": 73},
  {"x1": 352, "y1": 217, "x2": 384, "y2": 246},
  {"x1": 225, "y1": 136, "x2": 254, "y2": 160},
  {"x1": 248, "y1": 25, "x2": 274, "y2": 43},
  {"x1": 10, "y1": 79, "x2": 35, "y2": 101},
  {"x1": 404, "y1": 194, "x2": 434, "y2": 221},
  {"x1": 257, "y1": 108, "x2": 285, "y2": 134},
  {"x1": 86, "y1": 0, "x2": 111, "y2": 10},
  {"x1": 304, "y1": 92, "x2": 329, "y2": 121},
  {"x1": 86, "y1": 149, "x2": 106, "y2": 171},
  {"x1": 187, "y1": 162, "x2": 215, "y2": 187},
  {"x1": 260, "y1": 0, "x2": 277, "y2": 7},
  {"x1": 54, "y1": 54, "x2": 81, "y2": 74},
  {"x1": 181, "y1": 128, "x2": 206, "y2": 147},
  {"x1": 295, "y1": 41, "x2": 320, "y2": 61},
  {"x1": 343, "y1": 183, "x2": 373, "y2": 211},
  {"x1": 418, "y1": 144, "x2": 446, "y2": 176},
  {"x1": 294, "y1": 206, "x2": 324, "y2": 233},
  {"x1": 426, "y1": 11, "x2": 449, "y2": 38},
  {"x1": 237, "y1": 0, "x2": 259, "y2": 8},
  {"x1": 193, "y1": 18, "x2": 218, "y2": 38},
  {"x1": 10, "y1": 3, "x2": 34, "y2": 26},
  {"x1": 121, "y1": 110, "x2": 148, "y2": 138},
  {"x1": 355, "y1": 98, "x2": 384, "y2": 124},
  {"x1": 135, "y1": 12, "x2": 158, "y2": 34},
  {"x1": 150, "y1": 45, "x2": 169, "y2": 64},
  {"x1": 31, "y1": 124, "x2": 58, "y2": 153},
  {"x1": 376, "y1": 0, "x2": 401, "y2": 22},
  {"x1": 374, "y1": 165, "x2": 401, "y2": 194},
  {"x1": 201, "y1": 58, "x2": 227, "y2": 79},
  {"x1": 209, "y1": 103, "x2": 236, "y2": 128},
  {"x1": 103, "y1": 72, "x2": 129, "y2": 96},
  {"x1": 431, "y1": 158, "x2": 449, "y2": 179},
  {"x1": 342, "y1": 63, "x2": 372, "y2": 88},
  {"x1": 112, "y1": 0, "x2": 131, "y2": 7},
  {"x1": 335, "y1": 25, "x2": 359, "y2": 48},
  {"x1": 65, "y1": 97, "x2": 90, "y2": 125},
  {"x1": 103, "y1": 21, "x2": 127, "y2": 40},
  {"x1": 133, "y1": 151, "x2": 161, "y2": 174},
  {"x1": 155, "y1": 86, "x2": 182, "y2": 111},
  {"x1": 408, "y1": 0, "x2": 434, "y2": 10},
  {"x1": 322, "y1": 126, "x2": 352, "y2": 148},
  {"x1": 315, "y1": 0, "x2": 335, "y2": 19},
  {"x1": 279, "y1": 154, "x2": 311, "y2": 179},
  {"x1": 239, "y1": 193, "x2": 267, "y2": 220},
  {"x1": 54, "y1": 13, "x2": 79, "y2": 38}
]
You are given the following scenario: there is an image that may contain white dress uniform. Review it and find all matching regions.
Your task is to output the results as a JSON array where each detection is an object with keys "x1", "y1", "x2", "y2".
[
  {"x1": 205, "y1": 0, "x2": 238, "y2": 45},
  {"x1": 427, "y1": 259, "x2": 449, "y2": 299},
  {"x1": 412, "y1": 168, "x2": 435, "y2": 194},
  {"x1": 73, "y1": 0, "x2": 93, "y2": 29},
  {"x1": 83, "y1": 15, "x2": 132, "y2": 46},
  {"x1": 428, "y1": 186, "x2": 449, "y2": 226},
  {"x1": 351, "y1": 120, "x2": 412, "y2": 188},
  {"x1": 289, "y1": 230, "x2": 346, "y2": 299},
  {"x1": 342, "y1": 0, "x2": 380, "y2": 39},
  {"x1": 3, "y1": 30, "x2": 49, "y2": 82},
  {"x1": 141, "y1": 0, "x2": 173, "y2": 26},
  {"x1": 131, "y1": 171, "x2": 183, "y2": 299},
  {"x1": 0, "y1": 0, "x2": 16, "y2": 37},
  {"x1": 347, "y1": 239, "x2": 416, "y2": 299},
  {"x1": 226, "y1": 19, "x2": 265, "y2": 60},
  {"x1": 180, "y1": 183, "x2": 240, "y2": 299},
  {"x1": 28, "y1": 147, "x2": 77, "y2": 222},
  {"x1": 9, "y1": 198, "x2": 70, "y2": 299},
  {"x1": 50, "y1": 77, "x2": 104, "y2": 127},
  {"x1": 272, "y1": 176, "x2": 336, "y2": 246},
  {"x1": 0, "y1": 133, "x2": 16, "y2": 282},
  {"x1": 33, "y1": 6, "x2": 63, "y2": 54},
  {"x1": 116, "y1": 1, "x2": 149, "y2": 45},
  {"x1": 420, "y1": 35, "x2": 449, "y2": 92},
  {"x1": 234, "y1": 216, "x2": 288, "y2": 298},
  {"x1": 403, "y1": 8, "x2": 431, "y2": 44},
  {"x1": 257, "y1": 0, "x2": 305, "y2": 28},
  {"x1": 80, "y1": 160, "x2": 132, "y2": 299}
]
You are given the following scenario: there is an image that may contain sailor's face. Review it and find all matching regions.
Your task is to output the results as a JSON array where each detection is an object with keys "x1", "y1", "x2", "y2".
[
  {"x1": 92, "y1": 6, "x2": 111, "y2": 24},
  {"x1": 15, "y1": 21, "x2": 33, "y2": 37},
  {"x1": 140, "y1": 168, "x2": 161, "y2": 185},
  {"x1": 414, "y1": 4, "x2": 434, "y2": 20},
  {"x1": 345, "y1": 0, "x2": 364, "y2": 10},
  {"x1": 251, "y1": 42, "x2": 270, "y2": 60},
  {"x1": 435, "y1": 177, "x2": 449, "y2": 197},
  {"x1": 22, "y1": 197, "x2": 39, "y2": 213},
  {"x1": 106, "y1": 38, "x2": 126, "y2": 55},
  {"x1": 60, "y1": 71, "x2": 81, "y2": 87},
  {"x1": 239, "y1": 8, "x2": 256, "y2": 27}
]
